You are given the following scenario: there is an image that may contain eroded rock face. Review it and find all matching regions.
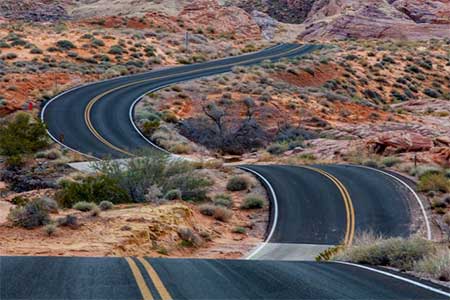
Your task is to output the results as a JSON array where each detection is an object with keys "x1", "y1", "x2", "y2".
[
  {"x1": 0, "y1": 0, "x2": 69, "y2": 22},
  {"x1": 179, "y1": 0, "x2": 261, "y2": 38},
  {"x1": 367, "y1": 131, "x2": 434, "y2": 154},
  {"x1": 299, "y1": 0, "x2": 450, "y2": 40},
  {"x1": 392, "y1": 0, "x2": 450, "y2": 24}
]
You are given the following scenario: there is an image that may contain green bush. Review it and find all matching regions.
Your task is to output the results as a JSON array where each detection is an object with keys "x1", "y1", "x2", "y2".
[
  {"x1": 213, "y1": 194, "x2": 232, "y2": 208},
  {"x1": 161, "y1": 110, "x2": 178, "y2": 123},
  {"x1": 381, "y1": 157, "x2": 401, "y2": 168},
  {"x1": 96, "y1": 156, "x2": 212, "y2": 203},
  {"x1": 165, "y1": 174, "x2": 212, "y2": 202},
  {"x1": 418, "y1": 173, "x2": 450, "y2": 193},
  {"x1": 55, "y1": 175, "x2": 130, "y2": 208},
  {"x1": 108, "y1": 45, "x2": 123, "y2": 55},
  {"x1": 73, "y1": 201, "x2": 97, "y2": 212},
  {"x1": 99, "y1": 201, "x2": 114, "y2": 211},
  {"x1": 8, "y1": 199, "x2": 50, "y2": 229},
  {"x1": 267, "y1": 143, "x2": 288, "y2": 155},
  {"x1": 226, "y1": 176, "x2": 249, "y2": 191},
  {"x1": 241, "y1": 196, "x2": 264, "y2": 209},
  {"x1": 0, "y1": 113, "x2": 49, "y2": 157},
  {"x1": 164, "y1": 189, "x2": 182, "y2": 200},
  {"x1": 232, "y1": 226, "x2": 246, "y2": 234},
  {"x1": 56, "y1": 40, "x2": 76, "y2": 50}
]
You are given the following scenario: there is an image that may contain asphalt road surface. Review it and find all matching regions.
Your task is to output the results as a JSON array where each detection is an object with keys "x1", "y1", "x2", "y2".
[
  {"x1": 28, "y1": 44, "x2": 450, "y2": 299},
  {"x1": 42, "y1": 43, "x2": 319, "y2": 159},
  {"x1": 2, "y1": 256, "x2": 449, "y2": 300}
]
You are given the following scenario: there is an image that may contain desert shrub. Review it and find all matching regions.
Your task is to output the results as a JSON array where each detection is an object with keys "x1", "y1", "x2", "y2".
[
  {"x1": 43, "y1": 223, "x2": 57, "y2": 236},
  {"x1": 179, "y1": 101, "x2": 269, "y2": 155},
  {"x1": 98, "y1": 201, "x2": 114, "y2": 211},
  {"x1": 411, "y1": 165, "x2": 442, "y2": 178},
  {"x1": 4, "y1": 53, "x2": 17, "y2": 59},
  {"x1": 199, "y1": 203, "x2": 216, "y2": 216},
  {"x1": 226, "y1": 176, "x2": 249, "y2": 191},
  {"x1": 164, "y1": 189, "x2": 182, "y2": 200},
  {"x1": 232, "y1": 226, "x2": 246, "y2": 234},
  {"x1": 431, "y1": 197, "x2": 447, "y2": 209},
  {"x1": 0, "y1": 113, "x2": 49, "y2": 158},
  {"x1": 213, "y1": 194, "x2": 232, "y2": 208},
  {"x1": 177, "y1": 226, "x2": 202, "y2": 247},
  {"x1": 8, "y1": 199, "x2": 50, "y2": 229},
  {"x1": 241, "y1": 196, "x2": 264, "y2": 209},
  {"x1": 381, "y1": 156, "x2": 401, "y2": 168},
  {"x1": 56, "y1": 40, "x2": 76, "y2": 50},
  {"x1": 415, "y1": 250, "x2": 450, "y2": 281},
  {"x1": 97, "y1": 156, "x2": 212, "y2": 202},
  {"x1": 334, "y1": 232, "x2": 434, "y2": 270},
  {"x1": 213, "y1": 206, "x2": 232, "y2": 222},
  {"x1": 267, "y1": 143, "x2": 288, "y2": 155},
  {"x1": 73, "y1": 201, "x2": 96, "y2": 212},
  {"x1": 164, "y1": 173, "x2": 212, "y2": 202},
  {"x1": 35, "y1": 197, "x2": 58, "y2": 213},
  {"x1": 418, "y1": 173, "x2": 450, "y2": 193},
  {"x1": 56, "y1": 175, "x2": 130, "y2": 208},
  {"x1": 444, "y1": 212, "x2": 450, "y2": 226},
  {"x1": 90, "y1": 206, "x2": 101, "y2": 217},
  {"x1": 142, "y1": 120, "x2": 160, "y2": 135},
  {"x1": 424, "y1": 88, "x2": 440, "y2": 98},
  {"x1": 108, "y1": 45, "x2": 123, "y2": 55},
  {"x1": 91, "y1": 38, "x2": 105, "y2": 47},
  {"x1": 362, "y1": 159, "x2": 379, "y2": 168},
  {"x1": 57, "y1": 214, "x2": 78, "y2": 228},
  {"x1": 161, "y1": 110, "x2": 178, "y2": 123},
  {"x1": 169, "y1": 143, "x2": 191, "y2": 154},
  {"x1": 11, "y1": 196, "x2": 27, "y2": 206},
  {"x1": 30, "y1": 47, "x2": 43, "y2": 54}
]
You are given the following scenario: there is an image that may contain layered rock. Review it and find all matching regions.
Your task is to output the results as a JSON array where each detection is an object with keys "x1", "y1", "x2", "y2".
[
  {"x1": 299, "y1": 0, "x2": 450, "y2": 40},
  {"x1": 367, "y1": 131, "x2": 434, "y2": 154},
  {"x1": 179, "y1": 0, "x2": 261, "y2": 38}
]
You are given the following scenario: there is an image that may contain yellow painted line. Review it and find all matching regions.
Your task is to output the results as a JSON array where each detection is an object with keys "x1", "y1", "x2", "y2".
[
  {"x1": 137, "y1": 257, "x2": 173, "y2": 300},
  {"x1": 300, "y1": 166, "x2": 355, "y2": 246},
  {"x1": 84, "y1": 45, "x2": 307, "y2": 156},
  {"x1": 125, "y1": 257, "x2": 154, "y2": 300}
]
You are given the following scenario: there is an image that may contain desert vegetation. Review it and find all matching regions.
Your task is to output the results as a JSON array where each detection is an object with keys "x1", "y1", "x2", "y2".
[{"x1": 323, "y1": 231, "x2": 450, "y2": 282}]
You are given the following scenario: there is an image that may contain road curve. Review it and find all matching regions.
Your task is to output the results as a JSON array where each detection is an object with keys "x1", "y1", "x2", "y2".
[
  {"x1": 42, "y1": 43, "x2": 319, "y2": 159},
  {"x1": 34, "y1": 44, "x2": 450, "y2": 298}
]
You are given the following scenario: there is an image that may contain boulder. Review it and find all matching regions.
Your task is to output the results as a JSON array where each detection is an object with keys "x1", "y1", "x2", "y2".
[{"x1": 367, "y1": 131, "x2": 434, "y2": 154}]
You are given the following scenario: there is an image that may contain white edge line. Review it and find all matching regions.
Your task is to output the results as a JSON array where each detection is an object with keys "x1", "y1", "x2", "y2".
[
  {"x1": 348, "y1": 164, "x2": 432, "y2": 240},
  {"x1": 334, "y1": 261, "x2": 450, "y2": 297},
  {"x1": 238, "y1": 166, "x2": 279, "y2": 260},
  {"x1": 40, "y1": 43, "x2": 285, "y2": 161}
]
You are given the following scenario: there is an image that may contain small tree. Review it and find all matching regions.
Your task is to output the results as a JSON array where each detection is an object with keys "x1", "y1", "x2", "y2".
[{"x1": 0, "y1": 113, "x2": 49, "y2": 160}]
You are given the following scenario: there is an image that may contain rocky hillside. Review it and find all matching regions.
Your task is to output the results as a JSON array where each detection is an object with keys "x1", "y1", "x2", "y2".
[{"x1": 235, "y1": 0, "x2": 450, "y2": 40}]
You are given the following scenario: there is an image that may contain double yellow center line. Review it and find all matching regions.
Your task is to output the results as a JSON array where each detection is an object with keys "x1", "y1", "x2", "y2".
[
  {"x1": 83, "y1": 44, "x2": 308, "y2": 157},
  {"x1": 125, "y1": 257, "x2": 172, "y2": 300},
  {"x1": 300, "y1": 166, "x2": 355, "y2": 246}
]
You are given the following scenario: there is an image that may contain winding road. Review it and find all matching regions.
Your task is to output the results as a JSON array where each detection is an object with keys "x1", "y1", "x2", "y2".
[{"x1": 2, "y1": 44, "x2": 449, "y2": 299}]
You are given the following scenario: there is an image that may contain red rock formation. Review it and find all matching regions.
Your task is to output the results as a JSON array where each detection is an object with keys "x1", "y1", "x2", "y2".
[
  {"x1": 179, "y1": 0, "x2": 261, "y2": 39},
  {"x1": 367, "y1": 131, "x2": 434, "y2": 154}
]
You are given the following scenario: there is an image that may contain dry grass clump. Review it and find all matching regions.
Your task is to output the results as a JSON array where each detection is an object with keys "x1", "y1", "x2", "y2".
[
  {"x1": 333, "y1": 232, "x2": 434, "y2": 270},
  {"x1": 414, "y1": 249, "x2": 450, "y2": 282},
  {"x1": 418, "y1": 173, "x2": 450, "y2": 193}
]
